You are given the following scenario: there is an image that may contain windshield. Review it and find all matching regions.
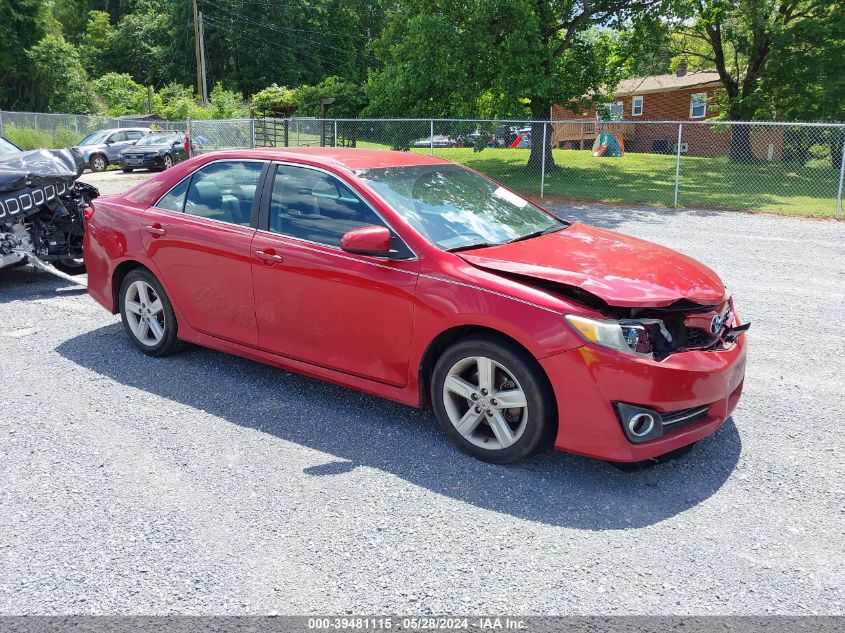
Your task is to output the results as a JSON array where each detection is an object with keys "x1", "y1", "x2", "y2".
[
  {"x1": 0, "y1": 137, "x2": 21, "y2": 155},
  {"x1": 78, "y1": 130, "x2": 111, "y2": 146},
  {"x1": 137, "y1": 133, "x2": 178, "y2": 146},
  {"x1": 356, "y1": 164, "x2": 563, "y2": 250}
]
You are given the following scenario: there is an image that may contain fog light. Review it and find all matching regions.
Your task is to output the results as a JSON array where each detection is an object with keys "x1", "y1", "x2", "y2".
[
  {"x1": 615, "y1": 403, "x2": 664, "y2": 443},
  {"x1": 628, "y1": 412, "x2": 655, "y2": 437}
]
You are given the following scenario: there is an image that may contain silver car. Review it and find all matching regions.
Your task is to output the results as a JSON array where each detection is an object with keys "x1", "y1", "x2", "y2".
[{"x1": 74, "y1": 128, "x2": 151, "y2": 172}]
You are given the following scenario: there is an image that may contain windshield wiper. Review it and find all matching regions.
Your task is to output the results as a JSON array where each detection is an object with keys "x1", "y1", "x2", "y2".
[
  {"x1": 507, "y1": 223, "x2": 566, "y2": 244},
  {"x1": 447, "y1": 242, "x2": 498, "y2": 253}
]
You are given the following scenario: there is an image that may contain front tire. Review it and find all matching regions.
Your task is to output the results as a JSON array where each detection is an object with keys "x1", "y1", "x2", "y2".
[
  {"x1": 431, "y1": 335, "x2": 555, "y2": 464},
  {"x1": 53, "y1": 258, "x2": 86, "y2": 275},
  {"x1": 89, "y1": 154, "x2": 108, "y2": 172},
  {"x1": 161, "y1": 154, "x2": 173, "y2": 170},
  {"x1": 122, "y1": 167, "x2": 134, "y2": 173},
  {"x1": 119, "y1": 269, "x2": 185, "y2": 356}
]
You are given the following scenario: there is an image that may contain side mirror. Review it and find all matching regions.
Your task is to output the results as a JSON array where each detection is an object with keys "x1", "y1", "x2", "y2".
[
  {"x1": 340, "y1": 225, "x2": 392, "y2": 257},
  {"x1": 173, "y1": 140, "x2": 182, "y2": 148}
]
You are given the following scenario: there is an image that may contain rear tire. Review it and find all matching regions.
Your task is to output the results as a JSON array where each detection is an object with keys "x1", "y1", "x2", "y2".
[
  {"x1": 431, "y1": 334, "x2": 555, "y2": 464},
  {"x1": 119, "y1": 269, "x2": 186, "y2": 357}
]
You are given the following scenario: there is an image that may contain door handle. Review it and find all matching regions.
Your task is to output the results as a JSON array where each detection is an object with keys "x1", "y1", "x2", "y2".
[
  {"x1": 255, "y1": 249, "x2": 284, "y2": 265},
  {"x1": 145, "y1": 224, "x2": 166, "y2": 237}
]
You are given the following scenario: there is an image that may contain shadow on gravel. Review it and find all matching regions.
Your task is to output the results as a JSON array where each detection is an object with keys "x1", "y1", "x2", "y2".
[
  {"x1": 58, "y1": 324, "x2": 741, "y2": 531},
  {"x1": 0, "y1": 267, "x2": 86, "y2": 303}
]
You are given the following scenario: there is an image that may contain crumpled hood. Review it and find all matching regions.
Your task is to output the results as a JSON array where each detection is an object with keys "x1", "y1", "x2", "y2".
[{"x1": 458, "y1": 223, "x2": 727, "y2": 308}]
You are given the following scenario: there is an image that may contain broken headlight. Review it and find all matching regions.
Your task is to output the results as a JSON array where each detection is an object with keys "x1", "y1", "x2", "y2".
[{"x1": 565, "y1": 315, "x2": 672, "y2": 360}]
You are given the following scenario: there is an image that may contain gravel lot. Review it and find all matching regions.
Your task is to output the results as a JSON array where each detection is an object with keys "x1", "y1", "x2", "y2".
[{"x1": 1, "y1": 169, "x2": 843, "y2": 615}]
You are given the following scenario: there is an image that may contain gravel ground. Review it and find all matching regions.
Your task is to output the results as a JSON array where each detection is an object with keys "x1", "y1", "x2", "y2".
[{"x1": 1, "y1": 170, "x2": 844, "y2": 615}]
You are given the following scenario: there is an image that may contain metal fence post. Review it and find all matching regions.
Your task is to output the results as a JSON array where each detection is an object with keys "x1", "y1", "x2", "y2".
[
  {"x1": 836, "y1": 133, "x2": 845, "y2": 218},
  {"x1": 430, "y1": 119, "x2": 435, "y2": 156},
  {"x1": 187, "y1": 118, "x2": 192, "y2": 158},
  {"x1": 296, "y1": 119, "x2": 300, "y2": 147},
  {"x1": 673, "y1": 122, "x2": 683, "y2": 207},
  {"x1": 333, "y1": 120, "x2": 338, "y2": 147},
  {"x1": 250, "y1": 119, "x2": 256, "y2": 148},
  {"x1": 540, "y1": 122, "x2": 547, "y2": 199},
  {"x1": 0, "y1": 110, "x2": 4, "y2": 136}
]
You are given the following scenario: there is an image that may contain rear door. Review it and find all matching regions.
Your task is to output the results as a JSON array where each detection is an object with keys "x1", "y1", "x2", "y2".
[{"x1": 141, "y1": 159, "x2": 269, "y2": 347}]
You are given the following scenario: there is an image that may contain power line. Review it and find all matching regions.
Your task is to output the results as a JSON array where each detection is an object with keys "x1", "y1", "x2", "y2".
[
  {"x1": 201, "y1": 0, "x2": 378, "y2": 62},
  {"x1": 202, "y1": 14, "x2": 357, "y2": 77}
]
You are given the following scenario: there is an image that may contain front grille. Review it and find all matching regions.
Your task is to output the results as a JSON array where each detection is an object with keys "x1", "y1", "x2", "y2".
[
  {"x1": 686, "y1": 327, "x2": 716, "y2": 347},
  {"x1": 662, "y1": 405, "x2": 709, "y2": 429}
]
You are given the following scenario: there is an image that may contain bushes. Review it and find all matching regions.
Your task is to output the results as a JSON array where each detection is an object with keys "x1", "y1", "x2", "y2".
[{"x1": 4, "y1": 124, "x2": 79, "y2": 150}]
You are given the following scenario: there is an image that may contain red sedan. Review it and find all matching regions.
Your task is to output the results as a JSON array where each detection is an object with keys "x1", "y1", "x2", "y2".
[{"x1": 84, "y1": 148, "x2": 748, "y2": 464}]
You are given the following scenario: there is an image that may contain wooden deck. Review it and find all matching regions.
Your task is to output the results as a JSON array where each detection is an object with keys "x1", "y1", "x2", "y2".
[{"x1": 551, "y1": 120, "x2": 636, "y2": 149}]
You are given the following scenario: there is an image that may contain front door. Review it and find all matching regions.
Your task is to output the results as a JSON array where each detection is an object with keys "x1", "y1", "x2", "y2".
[
  {"x1": 141, "y1": 159, "x2": 268, "y2": 347},
  {"x1": 251, "y1": 163, "x2": 419, "y2": 387}
]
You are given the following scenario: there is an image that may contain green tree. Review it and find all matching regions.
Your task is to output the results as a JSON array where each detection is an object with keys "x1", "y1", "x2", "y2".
[
  {"x1": 92, "y1": 72, "x2": 160, "y2": 115},
  {"x1": 209, "y1": 82, "x2": 247, "y2": 119},
  {"x1": 250, "y1": 84, "x2": 299, "y2": 116},
  {"x1": 26, "y1": 33, "x2": 94, "y2": 113},
  {"x1": 78, "y1": 10, "x2": 118, "y2": 77},
  {"x1": 295, "y1": 76, "x2": 368, "y2": 118},
  {"x1": 0, "y1": 0, "x2": 43, "y2": 108},
  {"x1": 668, "y1": 0, "x2": 842, "y2": 161},
  {"x1": 367, "y1": 0, "x2": 660, "y2": 169}
]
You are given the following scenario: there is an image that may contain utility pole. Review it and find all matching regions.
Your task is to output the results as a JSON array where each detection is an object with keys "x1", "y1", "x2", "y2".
[
  {"x1": 192, "y1": 0, "x2": 208, "y2": 105},
  {"x1": 198, "y1": 11, "x2": 209, "y2": 104}
]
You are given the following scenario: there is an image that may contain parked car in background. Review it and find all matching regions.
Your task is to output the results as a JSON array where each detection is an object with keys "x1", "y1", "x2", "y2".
[
  {"x1": 117, "y1": 132, "x2": 210, "y2": 172},
  {"x1": 412, "y1": 135, "x2": 457, "y2": 148},
  {"x1": 74, "y1": 128, "x2": 151, "y2": 173},
  {"x1": 84, "y1": 148, "x2": 748, "y2": 465}
]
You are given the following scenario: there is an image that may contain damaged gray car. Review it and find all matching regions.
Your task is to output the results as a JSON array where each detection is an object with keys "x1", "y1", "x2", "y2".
[{"x1": 0, "y1": 146, "x2": 98, "y2": 276}]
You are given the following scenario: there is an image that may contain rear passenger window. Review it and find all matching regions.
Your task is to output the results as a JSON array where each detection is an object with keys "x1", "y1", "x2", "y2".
[
  {"x1": 269, "y1": 165, "x2": 386, "y2": 246},
  {"x1": 156, "y1": 178, "x2": 189, "y2": 212},
  {"x1": 125, "y1": 131, "x2": 144, "y2": 140},
  {"x1": 183, "y1": 161, "x2": 264, "y2": 226}
]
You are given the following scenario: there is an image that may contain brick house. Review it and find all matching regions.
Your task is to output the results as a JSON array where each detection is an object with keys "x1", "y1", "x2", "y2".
[{"x1": 551, "y1": 63, "x2": 783, "y2": 159}]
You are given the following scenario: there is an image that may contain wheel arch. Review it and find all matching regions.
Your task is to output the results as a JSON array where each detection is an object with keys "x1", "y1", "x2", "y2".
[
  {"x1": 417, "y1": 324, "x2": 555, "y2": 409},
  {"x1": 111, "y1": 260, "x2": 153, "y2": 314}
]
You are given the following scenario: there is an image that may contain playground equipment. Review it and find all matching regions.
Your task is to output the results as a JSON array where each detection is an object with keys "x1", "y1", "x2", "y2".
[{"x1": 592, "y1": 133, "x2": 625, "y2": 157}]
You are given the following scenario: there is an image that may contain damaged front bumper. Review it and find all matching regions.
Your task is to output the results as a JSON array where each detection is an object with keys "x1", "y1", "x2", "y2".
[{"x1": 540, "y1": 322, "x2": 747, "y2": 462}]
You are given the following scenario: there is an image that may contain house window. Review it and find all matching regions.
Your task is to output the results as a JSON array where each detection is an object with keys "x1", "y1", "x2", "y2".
[
  {"x1": 632, "y1": 96, "x2": 643, "y2": 116},
  {"x1": 602, "y1": 101, "x2": 624, "y2": 119},
  {"x1": 690, "y1": 93, "x2": 707, "y2": 118}
]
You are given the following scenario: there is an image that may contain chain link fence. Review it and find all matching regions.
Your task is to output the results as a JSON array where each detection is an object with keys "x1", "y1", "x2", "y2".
[
  {"x1": 250, "y1": 117, "x2": 844, "y2": 217},
  {"x1": 1, "y1": 109, "x2": 842, "y2": 216}
]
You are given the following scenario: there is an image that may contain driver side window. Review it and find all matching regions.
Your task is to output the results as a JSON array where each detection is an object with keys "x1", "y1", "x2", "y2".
[{"x1": 268, "y1": 165, "x2": 386, "y2": 247}]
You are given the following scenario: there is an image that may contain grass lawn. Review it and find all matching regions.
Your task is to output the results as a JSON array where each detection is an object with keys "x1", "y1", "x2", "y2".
[{"x1": 411, "y1": 147, "x2": 840, "y2": 217}]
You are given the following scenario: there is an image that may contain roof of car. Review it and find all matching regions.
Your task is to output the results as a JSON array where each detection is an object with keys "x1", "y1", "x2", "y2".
[
  {"x1": 216, "y1": 147, "x2": 451, "y2": 170},
  {"x1": 89, "y1": 127, "x2": 151, "y2": 135}
]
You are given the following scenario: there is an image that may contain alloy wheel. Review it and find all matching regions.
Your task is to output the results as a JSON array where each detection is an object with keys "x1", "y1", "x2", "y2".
[
  {"x1": 163, "y1": 155, "x2": 173, "y2": 169},
  {"x1": 92, "y1": 156, "x2": 106, "y2": 172},
  {"x1": 124, "y1": 280, "x2": 166, "y2": 346},
  {"x1": 442, "y1": 355, "x2": 529, "y2": 450}
]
